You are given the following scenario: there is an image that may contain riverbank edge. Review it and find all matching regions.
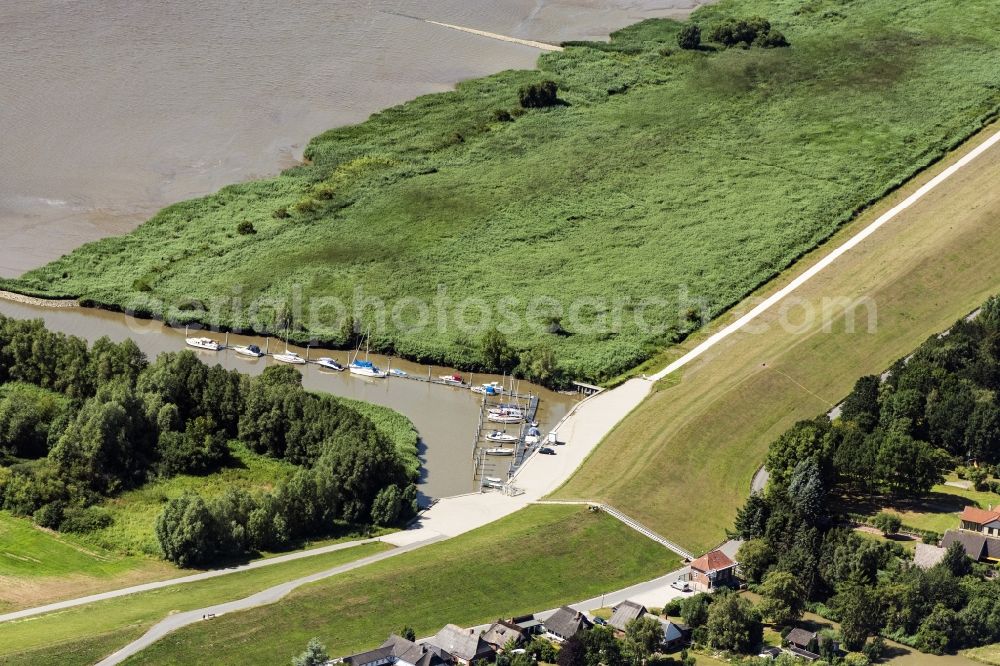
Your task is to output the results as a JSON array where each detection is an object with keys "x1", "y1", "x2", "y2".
[{"x1": 0, "y1": 289, "x2": 77, "y2": 308}]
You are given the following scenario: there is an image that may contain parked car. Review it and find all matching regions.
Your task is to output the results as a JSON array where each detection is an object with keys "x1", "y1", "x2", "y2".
[
  {"x1": 539, "y1": 447, "x2": 556, "y2": 455},
  {"x1": 670, "y1": 580, "x2": 691, "y2": 592},
  {"x1": 593, "y1": 617, "x2": 607, "y2": 626}
]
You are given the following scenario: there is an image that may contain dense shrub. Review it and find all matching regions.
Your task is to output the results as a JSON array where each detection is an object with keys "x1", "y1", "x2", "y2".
[
  {"x1": 677, "y1": 24, "x2": 702, "y2": 50},
  {"x1": 237, "y1": 220, "x2": 256, "y2": 235},
  {"x1": 709, "y1": 16, "x2": 788, "y2": 49},
  {"x1": 519, "y1": 80, "x2": 559, "y2": 108},
  {"x1": 59, "y1": 506, "x2": 114, "y2": 533}
]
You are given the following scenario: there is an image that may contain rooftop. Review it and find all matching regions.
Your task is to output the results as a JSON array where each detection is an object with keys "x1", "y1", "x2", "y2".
[{"x1": 690, "y1": 549, "x2": 736, "y2": 574}]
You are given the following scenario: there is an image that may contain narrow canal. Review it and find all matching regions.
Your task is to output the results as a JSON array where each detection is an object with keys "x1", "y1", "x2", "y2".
[{"x1": 0, "y1": 297, "x2": 578, "y2": 499}]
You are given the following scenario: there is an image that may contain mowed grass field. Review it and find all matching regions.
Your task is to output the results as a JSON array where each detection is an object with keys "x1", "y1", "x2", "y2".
[
  {"x1": 88, "y1": 505, "x2": 672, "y2": 665},
  {"x1": 0, "y1": 513, "x2": 175, "y2": 614},
  {"x1": 555, "y1": 122, "x2": 1000, "y2": 554},
  {"x1": 0, "y1": 541, "x2": 389, "y2": 666},
  {"x1": 6, "y1": 0, "x2": 1000, "y2": 383}
]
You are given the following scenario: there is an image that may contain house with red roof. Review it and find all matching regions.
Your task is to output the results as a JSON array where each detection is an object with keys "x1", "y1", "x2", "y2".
[
  {"x1": 688, "y1": 549, "x2": 738, "y2": 591},
  {"x1": 940, "y1": 506, "x2": 1000, "y2": 564}
]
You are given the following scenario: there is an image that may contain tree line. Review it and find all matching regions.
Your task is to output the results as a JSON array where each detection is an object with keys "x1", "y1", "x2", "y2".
[
  {"x1": 726, "y1": 296, "x2": 1000, "y2": 657},
  {"x1": 0, "y1": 315, "x2": 418, "y2": 566}
]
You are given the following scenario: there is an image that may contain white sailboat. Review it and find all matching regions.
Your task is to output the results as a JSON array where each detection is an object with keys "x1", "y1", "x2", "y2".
[
  {"x1": 274, "y1": 329, "x2": 306, "y2": 364},
  {"x1": 487, "y1": 409, "x2": 524, "y2": 424},
  {"x1": 486, "y1": 430, "x2": 517, "y2": 443},
  {"x1": 349, "y1": 329, "x2": 387, "y2": 378},
  {"x1": 274, "y1": 350, "x2": 305, "y2": 365},
  {"x1": 186, "y1": 336, "x2": 221, "y2": 351},
  {"x1": 485, "y1": 447, "x2": 515, "y2": 456}
]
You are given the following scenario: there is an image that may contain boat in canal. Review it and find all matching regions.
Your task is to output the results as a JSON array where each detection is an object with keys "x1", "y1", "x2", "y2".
[
  {"x1": 471, "y1": 381, "x2": 503, "y2": 395},
  {"x1": 487, "y1": 409, "x2": 524, "y2": 424},
  {"x1": 485, "y1": 447, "x2": 514, "y2": 456},
  {"x1": 274, "y1": 350, "x2": 306, "y2": 365},
  {"x1": 186, "y1": 336, "x2": 222, "y2": 351},
  {"x1": 316, "y1": 357, "x2": 344, "y2": 371},
  {"x1": 350, "y1": 359, "x2": 387, "y2": 378},
  {"x1": 439, "y1": 373, "x2": 463, "y2": 386},
  {"x1": 486, "y1": 431, "x2": 517, "y2": 443},
  {"x1": 233, "y1": 344, "x2": 264, "y2": 358}
]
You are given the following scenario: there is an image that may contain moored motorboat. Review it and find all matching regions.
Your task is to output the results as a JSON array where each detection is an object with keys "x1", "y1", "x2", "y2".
[
  {"x1": 471, "y1": 381, "x2": 503, "y2": 395},
  {"x1": 483, "y1": 476, "x2": 504, "y2": 488},
  {"x1": 524, "y1": 426, "x2": 542, "y2": 445},
  {"x1": 439, "y1": 373, "x2": 463, "y2": 386},
  {"x1": 485, "y1": 447, "x2": 514, "y2": 456},
  {"x1": 233, "y1": 344, "x2": 263, "y2": 358},
  {"x1": 316, "y1": 357, "x2": 344, "y2": 371},
  {"x1": 390, "y1": 368, "x2": 407, "y2": 377},
  {"x1": 274, "y1": 350, "x2": 306, "y2": 365},
  {"x1": 186, "y1": 336, "x2": 221, "y2": 351},
  {"x1": 486, "y1": 430, "x2": 517, "y2": 443}
]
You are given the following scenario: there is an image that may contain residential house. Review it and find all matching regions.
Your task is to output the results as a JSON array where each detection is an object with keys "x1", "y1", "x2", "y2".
[
  {"x1": 511, "y1": 614, "x2": 543, "y2": 637},
  {"x1": 784, "y1": 628, "x2": 838, "y2": 662},
  {"x1": 342, "y1": 634, "x2": 449, "y2": 666},
  {"x1": 959, "y1": 506, "x2": 1000, "y2": 535},
  {"x1": 427, "y1": 625, "x2": 495, "y2": 666},
  {"x1": 608, "y1": 601, "x2": 647, "y2": 632},
  {"x1": 481, "y1": 620, "x2": 528, "y2": 651},
  {"x1": 657, "y1": 619, "x2": 690, "y2": 651},
  {"x1": 543, "y1": 606, "x2": 593, "y2": 642},
  {"x1": 689, "y1": 549, "x2": 738, "y2": 590},
  {"x1": 941, "y1": 506, "x2": 1000, "y2": 563}
]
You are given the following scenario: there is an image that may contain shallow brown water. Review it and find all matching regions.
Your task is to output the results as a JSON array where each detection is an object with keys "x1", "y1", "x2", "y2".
[
  {"x1": 0, "y1": 297, "x2": 577, "y2": 498},
  {"x1": 0, "y1": 0, "x2": 707, "y2": 276}
]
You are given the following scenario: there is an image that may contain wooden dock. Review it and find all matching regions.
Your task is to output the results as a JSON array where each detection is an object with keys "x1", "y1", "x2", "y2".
[{"x1": 472, "y1": 393, "x2": 540, "y2": 492}]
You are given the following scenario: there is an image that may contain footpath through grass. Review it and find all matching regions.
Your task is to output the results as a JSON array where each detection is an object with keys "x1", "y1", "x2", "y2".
[
  {"x1": 0, "y1": 540, "x2": 389, "y2": 666},
  {"x1": 555, "y1": 121, "x2": 1000, "y2": 555},
  {"x1": 7, "y1": 0, "x2": 1000, "y2": 383},
  {"x1": 115, "y1": 504, "x2": 671, "y2": 665}
]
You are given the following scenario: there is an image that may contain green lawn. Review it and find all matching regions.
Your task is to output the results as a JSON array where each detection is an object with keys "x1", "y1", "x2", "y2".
[
  {"x1": 6, "y1": 0, "x2": 999, "y2": 384},
  {"x1": 0, "y1": 512, "x2": 174, "y2": 614},
  {"x1": 555, "y1": 114, "x2": 1000, "y2": 554},
  {"x1": 0, "y1": 541, "x2": 390, "y2": 665},
  {"x1": 112, "y1": 504, "x2": 672, "y2": 665},
  {"x1": 844, "y1": 477, "x2": 1000, "y2": 536}
]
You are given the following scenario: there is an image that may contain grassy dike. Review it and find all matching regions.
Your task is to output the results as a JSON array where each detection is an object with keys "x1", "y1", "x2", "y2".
[
  {"x1": 0, "y1": 505, "x2": 673, "y2": 665},
  {"x1": 555, "y1": 120, "x2": 1000, "y2": 554},
  {"x1": 0, "y1": 541, "x2": 390, "y2": 665},
  {"x1": 6, "y1": 0, "x2": 1000, "y2": 383}
]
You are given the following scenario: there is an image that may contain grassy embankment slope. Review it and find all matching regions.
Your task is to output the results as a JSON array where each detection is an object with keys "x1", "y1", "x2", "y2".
[
  {"x1": 0, "y1": 541, "x2": 389, "y2": 666},
  {"x1": 0, "y1": 505, "x2": 673, "y2": 666},
  {"x1": 555, "y1": 120, "x2": 1000, "y2": 555},
  {"x1": 0, "y1": 400, "x2": 416, "y2": 611},
  {"x1": 6, "y1": 0, "x2": 999, "y2": 383}
]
